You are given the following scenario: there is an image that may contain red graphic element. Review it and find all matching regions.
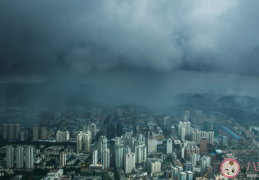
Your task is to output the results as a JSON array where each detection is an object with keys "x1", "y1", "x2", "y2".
[
  {"x1": 220, "y1": 158, "x2": 240, "y2": 178},
  {"x1": 253, "y1": 162, "x2": 257, "y2": 171},
  {"x1": 247, "y1": 162, "x2": 250, "y2": 171}
]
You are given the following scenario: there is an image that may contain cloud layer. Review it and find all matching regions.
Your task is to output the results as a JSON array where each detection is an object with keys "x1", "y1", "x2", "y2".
[{"x1": 0, "y1": 0, "x2": 259, "y2": 79}]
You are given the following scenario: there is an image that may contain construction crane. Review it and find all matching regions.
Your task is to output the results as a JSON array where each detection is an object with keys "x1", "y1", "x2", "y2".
[
  {"x1": 203, "y1": 166, "x2": 213, "y2": 178},
  {"x1": 81, "y1": 161, "x2": 92, "y2": 172}
]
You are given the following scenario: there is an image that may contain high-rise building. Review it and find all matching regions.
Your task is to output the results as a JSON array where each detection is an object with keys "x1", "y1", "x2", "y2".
[
  {"x1": 178, "y1": 121, "x2": 191, "y2": 136},
  {"x1": 137, "y1": 134, "x2": 145, "y2": 143},
  {"x1": 20, "y1": 130, "x2": 27, "y2": 141},
  {"x1": 164, "y1": 116, "x2": 169, "y2": 126},
  {"x1": 184, "y1": 161, "x2": 192, "y2": 171},
  {"x1": 83, "y1": 132, "x2": 92, "y2": 152},
  {"x1": 60, "y1": 152, "x2": 66, "y2": 166},
  {"x1": 150, "y1": 161, "x2": 161, "y2": 174},
  {"x1": 90, "y1": 123, "x2": 96, "y2": 137},
  {"x1": 9, "y1": 124, "x2": 15, "y2": 139},
  {"x1": 178, "y1": 166, "x2": 183, "y2": 172},
  {"x1": 124, "y1": 152, "x2": 135, "y2": 173},
  {"x1": 55, "y1": 111, "x2": 61, "y2": 118},
  {"x1": 76, "y1": 134, "x2": 82, "y2": 152},
  {"x1": 2, "y1": 124, "x2": 8, "y2": 140},
  {"x1": 56, "y1": 131, "x2": 61, "y2": 142},
  {"x1": 101, "y1": 148, "x2": 110, "y2": 168},
  {"x1": 16, "y1": 146, "x2": 24, "y2": 168},
  {"x1": 188, "y1": 152, "x2": 197, "y2": 166},
  {"x1": 172, "y1": 167, "x2": 179, "y2": 179},
  {"x1": 181, "y1": 146, "x2": 185, "y2": 158},
  {"x1": 205, "y1": 156, "x2": 211, "y2": 167},
  {"x1": 191, "y1": 130, "x2": 202, "y2": 145},
  {"x1": 178, "y1": 172, "x2": 187, "y2": 180},
  {"x1": 33, "y1": 127, "x2": 38, "y2": 141},
  {"x1": 204, "y1": 121, "x2": 210, "y2": 132},
  {"x1": 6, "y1": 146, "x2": 14, "y2": 168},
  {"x1": 123, "y1": 146, "x2": 131, "y2": 166},
  {"x1": 209, "y1": 131, "x2": 214, "y2": 144},
  {"x1": 41, "y1": 127, "x2": 47, "y2": 140},
  {"x1": 115, "y1": 144, "x2": 124, "y2": 168},
  {"x1": 187, "y1": 171, "x2": 193, "y2": 180},
  {"x1": 182, "y1": 110, "x2": 190, "y2": 121},
  {"x1": 133, "y1": 119, "x2": 137, "y2": 137},
  {"x1": 171, "y1": 152, "x2": 177, "y2": 160},
  {"x1": 25, "y1": 146, "x2": 34, "y2": 169},
  {"x1": 148, "y1": 139, "x2": 157, "y2": 153},
  {"x1": 15, "y1": 124, "x2": 20, "y2": 140},
  {"x1": 56, "y1": 131, "x2": 70, "y2": 142},
  {"x1": 116, "y1": 122, "x2": 123, "y2": 137},
  {"x1": 200, "y1": 157, "x2": 207, "y2": 177},
  {"x1": 134, "y1": 141, "x2": 147, "y2": 164},
  {"x1": 166, "y1": 138, "x2": 172, "y2": 155},
  {"x1": 213, "y1": 122, "x2": 219, "y2": 137},
  {"x1": 107, "y1": 124, "x2": 115, "y2": 140},
  {"x1": 98, "y1": 136, "x2": 108, "y2": 159},
  {"x1": 117, "y1": 108, "x2": 123, "y2": 117},
  {"x1": 93, "y1": 150, "x2": 98, "y2": 165},
  {"x1": 200, "y1": 137, "x2": 207, "y2": 152},
  {"x1": 180, "y1": 127, "x2": 186, "y2": 141},
  {"x1": 222, "y1": 136, "x2": 227, "y2": 146},
  {"x1": 185, "y1": 122, "x2": 191, "y2": 136}
]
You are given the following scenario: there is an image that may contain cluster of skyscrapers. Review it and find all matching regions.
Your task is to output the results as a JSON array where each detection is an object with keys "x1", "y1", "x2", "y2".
[
  {"x1": 2, "y1": 124, "x2": 20, "y2": 140},
  {"x1": 56, "y1": 130, "x2": 70, "y2": 142},
  {"x1": 171, "y1": 166, "x2": 193, "y2": 180},
  {"x1": 178, "y1": 121, "x2": 191, "y2": 140},
  {"x1": 6, "y1": 146, "x2": 34, "y2": 169},
  {"x1": 191, "y1": 130, "x2": 214, "y2": 145},
  {"x1": 76, "y1": 130, "x2": 92, "y2": 152},
  {"x1": 83, "y1": 123, "x2": 97, "y2": 137}
]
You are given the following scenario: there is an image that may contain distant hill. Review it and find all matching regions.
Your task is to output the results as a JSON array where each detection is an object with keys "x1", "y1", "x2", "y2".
[
  {"x1": 190, "y1": 93, "x2": 205, "y2": 99},
  {"x1": 218, "y1": 95, "x2": 238, "y2": 102}
]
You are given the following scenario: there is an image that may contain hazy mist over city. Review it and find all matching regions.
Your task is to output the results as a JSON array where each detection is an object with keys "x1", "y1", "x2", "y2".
[
  {"x1": 2, "y1": 1, "x2": 259, "y2": 180},
  {"x1": 1, "y1": 0, "x2": 259, "y2": 110}
]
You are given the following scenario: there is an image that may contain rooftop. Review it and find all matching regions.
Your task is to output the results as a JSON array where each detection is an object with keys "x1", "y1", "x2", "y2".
[{"x1": 220, "y1": 125, "x2": 242, "y2": 139}]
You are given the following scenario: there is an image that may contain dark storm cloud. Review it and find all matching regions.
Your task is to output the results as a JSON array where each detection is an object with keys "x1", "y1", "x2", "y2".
[{"x1": 0, "y1": 0, "x2": 259, "y2": 78}]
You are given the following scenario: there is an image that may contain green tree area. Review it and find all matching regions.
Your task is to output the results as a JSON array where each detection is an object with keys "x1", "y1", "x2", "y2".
[
  {"x1": 45, "y1": 159, "x2": 56, "y2": 166},
  {"x1": 63, "y1": 167, "x2": 81, "y2": 175},
  {"x1": 34, "y1": 168, "x2": 50, "y2": 175}
]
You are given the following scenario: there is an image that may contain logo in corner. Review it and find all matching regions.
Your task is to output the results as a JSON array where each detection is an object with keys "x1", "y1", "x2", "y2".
[{"x1": 220, "y1": 158, "x2": 240, "y2": 178}]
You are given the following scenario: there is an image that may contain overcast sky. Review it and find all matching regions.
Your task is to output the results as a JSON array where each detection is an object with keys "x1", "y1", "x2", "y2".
[{"x1": 0, "y1": 0, "x2": 259, "y2": 98}]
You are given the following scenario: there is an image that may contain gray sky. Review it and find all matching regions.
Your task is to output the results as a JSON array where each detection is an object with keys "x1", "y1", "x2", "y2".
[{"x1": 0, "y1": 0, "x2": 259, "y2": 97}]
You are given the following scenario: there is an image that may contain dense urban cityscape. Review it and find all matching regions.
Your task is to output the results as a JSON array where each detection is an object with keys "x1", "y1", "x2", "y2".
[
  {"x1": 1, "y1": 0, "x2": 259, "y2": 180},
  {"x1": 1, "y1": 94, "x2": 259, "y2": 180}
]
